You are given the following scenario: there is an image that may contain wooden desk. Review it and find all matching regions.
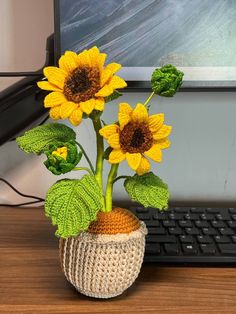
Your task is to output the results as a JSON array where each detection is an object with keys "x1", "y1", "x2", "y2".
[{"x1": 1, "y1": 206, "x2": 236, "y2": 313}]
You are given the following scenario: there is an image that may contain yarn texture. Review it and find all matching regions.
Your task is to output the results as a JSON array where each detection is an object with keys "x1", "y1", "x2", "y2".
[
  {"x1": 60, "y1": 221, "x2": 147, "y2": 298},
  {"x1": 88, "y1": 207, "x2": 140, "y2": 234}
]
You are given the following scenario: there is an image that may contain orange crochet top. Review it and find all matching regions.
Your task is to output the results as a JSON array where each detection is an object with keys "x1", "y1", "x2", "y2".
[{"x1": 88, "y1": 207, "x2": 140, "y2": 235}]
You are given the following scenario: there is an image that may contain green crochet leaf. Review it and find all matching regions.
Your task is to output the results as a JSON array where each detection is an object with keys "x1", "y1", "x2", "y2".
[
  {"x1": 124, "y1": 172, "x2": 169, "y2": 210},
  {"x1": 105, "y1": 90, "x2": 122, "y2": 103},
  {"x1": 16, "y1": 123, "x2": 76, "y2": 154},
  {"x1": 45, "y1": 175, "x2": 103, "y2": 238}
]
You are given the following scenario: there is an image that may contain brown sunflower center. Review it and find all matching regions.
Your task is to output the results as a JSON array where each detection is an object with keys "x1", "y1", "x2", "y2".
[
  {"x1": 63, "y1": 66, "x2": 100, "y2": 103},
  {"x1": 120, "y1": 122, "x2": 153, "y2": 153}
]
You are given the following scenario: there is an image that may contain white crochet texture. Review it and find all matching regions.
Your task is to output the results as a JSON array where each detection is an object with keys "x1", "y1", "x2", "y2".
[{"x1": 59, "y1": 222, "x2": 147, "y2": 298}]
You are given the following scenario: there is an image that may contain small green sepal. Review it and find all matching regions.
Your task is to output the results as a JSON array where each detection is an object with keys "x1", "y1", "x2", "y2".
[{"x1": 105, "y1": 90, "x2": 122, "y2": 103}]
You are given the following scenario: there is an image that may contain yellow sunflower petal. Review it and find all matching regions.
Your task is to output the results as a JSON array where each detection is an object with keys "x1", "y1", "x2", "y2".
[
  {"x1": 98, "y1": 53, "x2": 107, "y2": 72},
  {"x1": 69, "y1": 108, "x2": 83, "y2": 126},
  {"x1": 60, "y1": 102, "x2": 78, "y2": 119},
  {"x1": 154, "y1": 138, "x2": 171, "y2": 149},
  {"x1": 95, "y1": 85, "x2": 113, "y2": 97},
  {"x1": 132, "y1": 103, "x2": 148, "y2": 123},
  {"x1": 107, "y1": 133, "x2": 120, "y2": 149},
  {"x1": 126, "y1": 152, "x2": 142, "y2": 171},
  {"x1": 80, "y1": 99, "x2": 96, "y2": 115},
  {"x1": 87, "y1": 46, "x2": 100, "y2": 67},
  {"x1": 118, "y1": 102, "x2": 132, "y2": 130},
  {"x1": 109, "y1": 149, "x2": 126, "y2": 164},
  {"x1": 99, "y1": 124, "x2": 120, "y2": 139},
  {"x1": 144, "y1": 144, "x2": 162, "y2": 162},
  {"x1": 148, "y1": 113, "x2": 164, "y2": 133},
  {"x1": 59, "y1": 51, "x2": 78, "y2": 73},
  {"x1": 43, "y1": 66, "x2": 66, "y2": 89},
  {"x1": 77, "y1": 50, "x2": 91, "y2": 67},
  {"x1": 49, "y1": 106, "x2": 61, "y2": 120},
  {"x1": 94, "y1": 98, "x2": 105, "y2": 111},
  {"x1": 37, "y1": 81, "x2": 62, "y2": 92},
  {"x1": 100, "y1": 63, "x2": 122, "y2": 87},
  {"x1": 44, "y1": 92, "x2": 67, "y2": 108},
  {"x1": 153, "y1": 125, "x2": 172, "y2": 140},
  {"x1": 108, "y1": 75, "x2": 127, "y2": 90},
  {"x1": 136, "y1": 156, "x2": 150, "y2": 176}
]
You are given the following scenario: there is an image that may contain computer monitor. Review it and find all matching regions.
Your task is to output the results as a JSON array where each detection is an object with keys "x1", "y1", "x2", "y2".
[{"x1": 54, "y1": 0, "x2": 236, "y2": 90}]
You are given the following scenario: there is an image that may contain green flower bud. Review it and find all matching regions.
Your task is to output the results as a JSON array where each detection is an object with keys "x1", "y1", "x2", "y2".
[
  {"x1": 44, "y1": 140, "x2": 82, "y2": 175},
  {"x1": 151, "y1": 64, "x2": 184, "y2": 97}
]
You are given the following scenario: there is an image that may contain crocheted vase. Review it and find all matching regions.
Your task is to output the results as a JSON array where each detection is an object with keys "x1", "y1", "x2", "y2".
[{"x1": 59, "y1": 207, "x2": 147, "y2": 298}]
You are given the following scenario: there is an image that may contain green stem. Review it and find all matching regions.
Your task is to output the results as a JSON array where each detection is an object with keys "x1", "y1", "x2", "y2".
[
  {"x1": 75, "y1": 141, "x2": 95, "y2": 174},
  {"x1": 143, "y1": 91, "x2": 155, "y2": 108},
  {"x1": 112, "y1": 175, "x2": 129, "y2": 184},
  {"x1": 105, "y1": 164, "x2": 119, "y2": 212},
  {"x1": 73, "y1": 167, "x2": 93, "y2": 176},
  {"x1": 92, "y1": 118, "x2": 104, "y2": 189}
]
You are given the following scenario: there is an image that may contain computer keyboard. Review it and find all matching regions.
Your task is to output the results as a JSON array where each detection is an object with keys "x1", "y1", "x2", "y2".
[{"x1": 130, "y1": 206, "x2": 236, "y2": 265}]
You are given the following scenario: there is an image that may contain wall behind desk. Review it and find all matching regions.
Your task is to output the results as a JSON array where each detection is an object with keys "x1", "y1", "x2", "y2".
[
  {"x1": 0, "y1": 1, "x2": 236, "y2": 205},
  {"x1": 1, "y1": 92, "x2": 236, "y2": 205}
]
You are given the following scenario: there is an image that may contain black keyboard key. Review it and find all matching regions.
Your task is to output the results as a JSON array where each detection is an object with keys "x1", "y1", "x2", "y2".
[
  {"x1": 148, "y1": 227, "x2": 166, "y2": 235},
  {"x1": 163, "y1": 220, "x2": 176, "y2": 227},
  {"x1": 202, "y1": 228, "x2": 218, "y2": 235},
  {"x1": 211, "y1": 220, "x2": 225, "y2": 228},
  {"x1": 232, "y1": 214, "x2": 236, "y2": 220},
  {"x1": 145, "y1": 220, "x2": 160, "y2": 227},
  {"x1": 153, "y1": 212, "x2": 168, "y2": 220},
  {"x1": 138, "y1": 213, "x2": 151, "y2": 220},
  {"x1": 182, "y1": 244, "x2": 198, "y2": 255},
  {"x1": 190, "y1": 208, "x2": 204, "y2": 213},
  {"x1": 200, "y1": 244, "x2": 216, "y2": 255},
  {"x1": 206, "y1": 208, "x2": 219, "y2": 213},
  {"x1": 228, "y1": 221, "x2": 236, "y2": 228},
  {"x1": 145, "y1": 243, "x2": 161, "y2": 254},
  {"x1": 164, "y1": 244, "x2": 179, "y2": 255},
  {"x1": 218, "y1": 244, "x2": 236, "y2": 255},
  {"x1": 179, "y1": 220, "x2": 192, "y2": 228},
  {"x1": 219, "y1": 228, "x2": 234, "y2": 236},
  {"x1": 173, "y1": 207, "x2": 189, "y2": 213},
  {"x1": 216, "y1": 213, "x2": 230, "y2": 220},
  {"x1": 195, "y1": 220, "x2": 209, "y2": 228},
  {"x1": 136, "y1": 207, "x2": 149, "y2": 213},
  {"x1": 232, "y1": 235, "x2": 236, "y2": 243},
  {"x1": 185, "y1": 213, "x2": 199, "y2": 220},
  {"x1": 186, "y1": 227, "x2": 200, "y2": 235},
  {"x1": 168, "y1": 213, "x2": 184, "y2": 220},
  {"x1": 197, "y1": 235, "x2": 213, "y2": 244},
  {"x1": 229, "y1": 208, "x2": 236, "y2": 214},
  {"x1": 214, "y1": 235, "x2": 231, "y2": 243},
  {"x1": 179, "y1": 235, "x2": 194, "y2": 243},
  {"x1": 155, "y1": 227, "x2": 166, "y2": 235},
  {"x1": 169, "y1": 227, "x2": 182, "y2": 235},
  {"x1": 147, "y1": 235, "x2": 176, "y2": 243},
  {"x1": 200, "y1": 213, "x2": 214, "y2": 220}
]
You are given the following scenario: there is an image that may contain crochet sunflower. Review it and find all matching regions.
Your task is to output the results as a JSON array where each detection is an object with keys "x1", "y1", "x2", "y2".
[
  {"x1": 37, "y1": 46, "x2": 127, "y2": 125},
  {"x1": 17, "y1": 46, "x2": 184, "y2": 238},
  {"x1": 100, "y1": 103, "x2": 171, "y2": 175}
]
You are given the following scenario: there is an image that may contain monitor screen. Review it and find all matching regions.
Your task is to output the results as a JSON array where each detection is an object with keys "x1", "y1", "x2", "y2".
[{"x1": 55, "y1": 0, "x2": 236, "y2": 87}]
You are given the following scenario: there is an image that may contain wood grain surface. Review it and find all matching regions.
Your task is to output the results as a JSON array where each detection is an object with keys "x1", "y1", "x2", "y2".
[{"x1": 1, "y1": 206, "x2": 236, "y2": 313}]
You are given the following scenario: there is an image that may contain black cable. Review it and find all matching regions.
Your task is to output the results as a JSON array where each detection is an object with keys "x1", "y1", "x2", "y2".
[
  {"x1": 0, "y1": 72, "x2": 43, "y2": 77},
  {"x1": 0, "y1": 178, "x2": 45, "y2": 202},
  {"x1": 0, "y1": 200, "x2": 44, "y2": 207}
]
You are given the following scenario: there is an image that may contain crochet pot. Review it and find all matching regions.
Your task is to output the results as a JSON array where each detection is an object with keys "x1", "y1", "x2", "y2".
[{"x1": 59, "y1": 207, "x2": 147, "y2": 298}]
